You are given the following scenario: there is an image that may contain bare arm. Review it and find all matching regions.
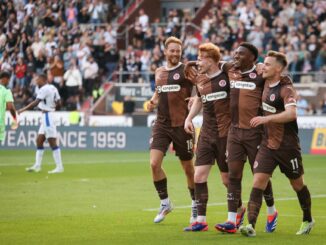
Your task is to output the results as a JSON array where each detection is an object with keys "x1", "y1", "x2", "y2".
[
  {"x1": 250, "y1": 105, "x2": 297, "y2": 127},
  {"x1": 184, "y1": 61, "x2": 198, "y2": 83},
  {"x1": 18, "y1": 99, "x2": 41, "y2": 114},
  {"x1": 147, "y1": 91, "x2": 158, "y2": 112},
  {"x1": 55, "y1": 99, "x2": 62, "y2": 111},
  {"x1": 184, "y1": 96, "x2": 202, "y2": 134},
  {"x1": 6, "y1": 102, "x2": 17, "y2": 119}
]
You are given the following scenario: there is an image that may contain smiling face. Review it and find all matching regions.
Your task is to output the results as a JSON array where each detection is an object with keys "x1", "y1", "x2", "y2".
[
  {"x1": 197, "y1": 52, "x2": 213, "y2": 74},
  {"x1": 233, "y1": 46, "x2": 254, "y2": 70},
  {"x1": 262, "y1": 56, "x2": 283, "y2": 79},
  {"x1": 164, "y1": 42, "x2": 182, "y2": 67}
]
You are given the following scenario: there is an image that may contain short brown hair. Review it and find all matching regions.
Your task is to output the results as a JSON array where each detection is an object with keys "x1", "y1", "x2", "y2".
[
  {"x1": 266, "y1": 51, "x2": 288, "y2": 68},
  {"x1": 164, "y1": 36, "x2": 182, "y2": 48},
  {"x1": 198, "y1": 43, "x2": 221, "y2": 63}
]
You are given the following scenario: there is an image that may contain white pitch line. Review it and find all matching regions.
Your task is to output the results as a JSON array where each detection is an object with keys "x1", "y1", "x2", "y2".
[
  {"x1": 143, "y1": 194, "x2": 326, "y2": 211},
  {"x1": 211, "y1": 211, "x2": 326, "y2": 218},
  {"x1": 0, "y1": 159, "x2": 148, "y2": 166}
]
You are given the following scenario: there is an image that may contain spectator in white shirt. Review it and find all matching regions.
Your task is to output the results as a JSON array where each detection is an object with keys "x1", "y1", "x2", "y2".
[
  {"x1": 82, "y1": 56, "x2": 99, "y2": 96},
  {"x1": 64, "y1": 59, "x2": 82, "y2": 109},
  {"x1": 138, "y1": 8, "x2": 149, "y2": 33},
  {"x1": 88, "y1": 0, "x2": 104, "y2": 24},
  {"x1": 31, "y1": 34, "x2": 45, "y2": 59}
]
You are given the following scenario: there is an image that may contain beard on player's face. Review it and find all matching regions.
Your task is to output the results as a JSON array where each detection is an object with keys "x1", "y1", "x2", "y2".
[{"x1": 168, "y1": 55, "x2": 180, "y2": 66}]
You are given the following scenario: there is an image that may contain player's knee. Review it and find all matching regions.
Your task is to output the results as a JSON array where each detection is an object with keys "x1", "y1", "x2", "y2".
[
  {"x1": 228, "y1": 170, "x2": 241, "y2": 179},
  {"x1": 150, "y1": 159, "x2": 161, "y2": 173},
  {"x1": 222, "y1": 179, "x2": 228, "y2": 188},
  {"x1": 194, "y1": 172, "x2": 205, "y2": 183},
  {"x1": 220, "y1": 174, "x2": 228, "y2": 187},
  {"x1": 290, "y1": 178, "x2": 304, "y2": 192},
  {"x1": 253, "y1": 174, "x2": 269, "y2": 189}
]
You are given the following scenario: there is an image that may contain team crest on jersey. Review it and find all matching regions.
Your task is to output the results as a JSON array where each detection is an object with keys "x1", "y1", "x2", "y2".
[
  {"x1": 254, "y1": 160, "x2": 259, "y2": 169},
  {"x1": 249, "y1": 72, "x2": 257, "y2": 79},
  {"x1": 173, "y1": 73, "x2": 180, "y2": 80},
  {"x1": 270, "y1": 94, "x2": 275, "y2": 101},
  {"x1": 219, "y1": 80, "x2": 226, "y2": 87}
]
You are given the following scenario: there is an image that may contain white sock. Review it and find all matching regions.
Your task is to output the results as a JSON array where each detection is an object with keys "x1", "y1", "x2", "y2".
[
  {"x1": 35, "y1": 148, "x2": 44, "y2": 167},
  {"x1": 227, "y1": 212, "x2": 237, "y2": 223},
  {"x1": 161, "y1": 198, "x2": 170, "y2": 206},
  {"x1": 197, "y1": 215, "x2": 206, "y2": 222},
  {"x1": 52, "y1": 147, "x2": 63, "y2": 169},
  {"x1": 191, "y1": 199, "x2": 196, "y2": 207},
  {"x1": 267, "y1": 205, "x2": 276, "y2": 215}
]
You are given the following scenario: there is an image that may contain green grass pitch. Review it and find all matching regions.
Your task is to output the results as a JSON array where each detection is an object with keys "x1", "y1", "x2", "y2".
[{"x1": 0, "y1": 150, "x2": 325, "y2": 244}]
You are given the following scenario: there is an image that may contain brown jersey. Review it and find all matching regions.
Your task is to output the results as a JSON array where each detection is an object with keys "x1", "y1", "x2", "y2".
[
  {"x1": 196, "y1": 71, "x2": 231, "y2": 138},
  {"x1": 155, "y1": 63, "x2": 193, "y2": 127},
  {"x1": 261, "y1": 78, "x2": 300, "y2": 150},
  {"x1": 226, "y1": 65, "x2": 265, "y2": 129}
]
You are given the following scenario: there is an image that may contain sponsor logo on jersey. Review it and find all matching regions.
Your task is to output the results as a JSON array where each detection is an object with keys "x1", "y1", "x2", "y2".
[
  {"x1": 262, "y1": 102, "x2": 276, "y2": 113},
  {"x1": 230, "y1": 80, "x2": 256, "y2": 90},
  {"x1": 219, "y1": 79, "x2": 227, "y2": 87},
  {"x1": 201, "y1": 91, "x2": 227, "y2": 103},
  {"x1": 254, "y1": 160, "x2": 259, "y2": 169},
  {"x1": 156, "y1": 84, "x2": 181, "y2": 93},
  {"x1": 249, "y1": 72, "x2": 257, "y2": 79},
  {"x1": 270, "y1": 94, "x2": 275, "y2": 101},
  {"x1": 173, "y1": 73, "x2": 180, "y2": 80}
]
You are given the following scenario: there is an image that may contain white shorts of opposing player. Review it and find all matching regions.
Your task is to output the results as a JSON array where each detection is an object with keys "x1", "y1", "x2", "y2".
[{"x1": 26, "y1": 112, "x2": 63, "y2": 174}]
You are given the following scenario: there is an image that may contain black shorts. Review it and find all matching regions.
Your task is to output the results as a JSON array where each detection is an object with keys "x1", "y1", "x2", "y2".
[
  {"x1": 196, "y1": 135, "x2": 228, "y2": 173},
  {"x1": 227, "y1": 126, "x2": 263, "y2": 167},
  {"x1": 254, "y1": 144, "x2": 304, "y2": 179},
  {"x1": 150, "y1": 121, "x2": 194, "y2": 161},
  {"x1": 66, "y1": 85, "x2": 80, "y2": 96}
]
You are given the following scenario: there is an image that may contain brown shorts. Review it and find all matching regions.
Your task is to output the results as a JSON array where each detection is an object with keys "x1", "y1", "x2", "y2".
[
  {"x1": 254, "y1": 144, "x2": 304, "y2": 179},
  {"x1": 150, "y1": 121, "x2": 194, "y2": 161},
  {"x1": 195, "y1": 135, "x2": 228, "y2": 173},
  {"x1": 227, "y1": 126, "x2": 263, "y2": 167}
]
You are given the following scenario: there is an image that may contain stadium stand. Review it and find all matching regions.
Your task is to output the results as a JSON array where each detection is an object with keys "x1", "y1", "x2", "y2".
[{"x1": 0, "y1": 0, "x2": 325, "y2": 114}]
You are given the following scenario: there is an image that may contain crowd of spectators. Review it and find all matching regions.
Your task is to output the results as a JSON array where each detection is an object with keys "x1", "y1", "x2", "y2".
[
  {"x1": 119, "y1": 0, "x2": 326, "y2": 85},
  {"x1": 0, "y1": 0, "x2": 124, "y2": 110},
  {"x1": 0, "y1": 0, "x2": 326, "y2": 112}
]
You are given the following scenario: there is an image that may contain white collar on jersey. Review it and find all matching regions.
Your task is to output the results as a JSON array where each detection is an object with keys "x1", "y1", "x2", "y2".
[
  {"x1": 207, "y1": 70, "x2": 222, "y2": 79},
  {"x1": 165, "y1": 62, "x2": 182, "y2": 71},
  {"x1": 269, "y1": 80, "x2": 280, "y2": 88},
  {"x1": 241, "y1": 65, "x2": 256, "y2": 74}
]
